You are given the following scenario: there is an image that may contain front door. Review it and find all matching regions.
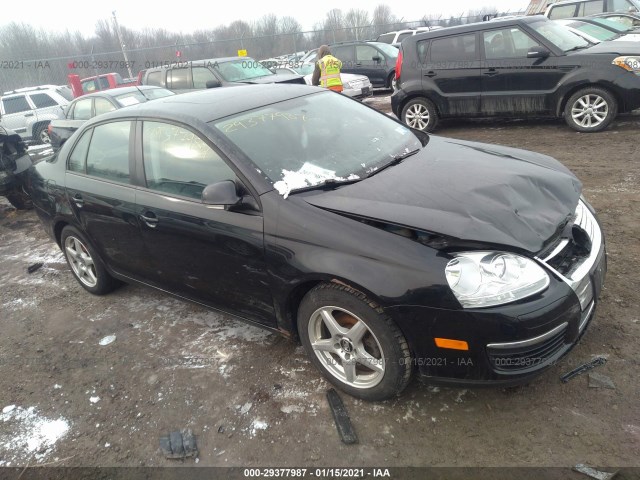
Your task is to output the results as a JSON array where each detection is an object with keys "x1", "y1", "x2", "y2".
[
  {"x1": 134, "y1": 120, "x2": 275, "y2": 325},
  {"x1": 481, "y1": 26, "x2": 566, "y2": 116},
  {"x1": 355, "y1": 44, "x2": 387, "y2": 87}
]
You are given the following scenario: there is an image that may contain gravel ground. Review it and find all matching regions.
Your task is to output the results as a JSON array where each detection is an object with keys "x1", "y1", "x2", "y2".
[{"x1": 0, "y1": 97, "x2": 638, "y2": 471}]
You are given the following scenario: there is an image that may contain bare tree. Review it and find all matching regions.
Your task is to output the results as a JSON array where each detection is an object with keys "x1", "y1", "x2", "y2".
[{"x1": 344, "y1": 9, "x2": 370, "y2": 41}]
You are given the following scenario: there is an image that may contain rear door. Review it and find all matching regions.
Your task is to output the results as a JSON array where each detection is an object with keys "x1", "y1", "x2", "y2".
[
  {"x1": 134, "y1": 120, "x2": 275, "y2": 325},
  {"x1": 64, "y1": 121, "x2": 148, "y2": 278},
  {"x1": 481, "y1": 26, "x2": 565, "y2": 116},
  {"x1": 422, "y1": 33, "x2": 482, "y2": 117}
]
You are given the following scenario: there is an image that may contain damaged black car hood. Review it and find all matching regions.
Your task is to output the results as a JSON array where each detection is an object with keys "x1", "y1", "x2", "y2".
[{"x1": 303, "y1": 136, "x2": 582, "y2": 253}]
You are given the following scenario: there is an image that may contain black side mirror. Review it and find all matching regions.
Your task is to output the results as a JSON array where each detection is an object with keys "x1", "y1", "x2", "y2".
[
  {"x1": 527, "y1": 47, "x2": 550, "y2": 59},
  {"x1": 202, "y1": 180, "x2": 241, "y2": 206},
  {"x1": 206, "y1": 79, "x2": 222, "y2": 89}
]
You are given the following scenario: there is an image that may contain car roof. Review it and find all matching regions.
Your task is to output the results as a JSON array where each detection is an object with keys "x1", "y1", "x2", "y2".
[
  {"x1": 71, "y1": 85, "x2": 165, "y2": 101},
  {"x1": 2, "y1": 84, "x2": 64, "y2": 96},
  {"x1": 82, "y1": 84, "x2": 323, "y2": 125},
  {"x1": 145, "y1": 57, "x2": 251, "y2": 71},
  {"x1": 406, "y1": 15, "x2": 549, "y2": 41}
]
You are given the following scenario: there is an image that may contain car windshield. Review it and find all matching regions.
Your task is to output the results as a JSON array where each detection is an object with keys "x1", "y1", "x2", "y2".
[
  {"x1": 212, "y1": 91, "x2": 422, "y2": 197},
  {"x1": 567, "y1": 21, "x2": 617, "y2": 40},
  {"x1": 213, "y1": 59, "x2": 274, "y2": 82},
  {"x1": 373, "y1": 42, "x2": 399, "y2": 57},
  {"x1": 591, "y1": 17, "x2": 633, "y2": 32},
  {"x1": 530, "y1": 19, "x2": 591, "y2": 52},
  {"x1": 114, "y1": 88, "x2": 174, "y2": 107}
]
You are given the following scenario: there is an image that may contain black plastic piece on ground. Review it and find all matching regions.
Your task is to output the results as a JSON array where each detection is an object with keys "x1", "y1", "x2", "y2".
[
  {"x1": 560, "y1": 357, "x2": 607, "y2": 383},
  {"x1": 159, "y1": 429, "x2": 198, "y2": 459},
  {"x1": 326, "y1": 388, "x2": 358, "y2": 444},
  {"x1": 27, "y1": 262, "x2": 43, "y2": 274}
]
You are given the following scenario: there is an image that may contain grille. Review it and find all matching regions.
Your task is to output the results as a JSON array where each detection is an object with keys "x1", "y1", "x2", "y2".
[{"x1": 488, "y1": 323, "x2": 568, "y2": 373}]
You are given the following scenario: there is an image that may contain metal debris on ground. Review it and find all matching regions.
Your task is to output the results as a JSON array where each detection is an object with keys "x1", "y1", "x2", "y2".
[
  {"x1": 326, "y1": 388, "x2": 358, "y2": 445},
  {"x1": 560, "y1": 357, "x2": 607, "y2": 383},
  {"x1": 159, "y1": 429, "x2": 198, "y2": 459},
  {"x1": 27, "y1": 262, "x2": 43, "y2": 274},
  {"x1": 98, "y1": 335, "x2": 116, "y2": 346},
  {"x1": 573, "y1": 464, "x2": 618, "y2": 480},
  {"x1": 588, "y1": 372, "x2": 616, "y2": 389}
]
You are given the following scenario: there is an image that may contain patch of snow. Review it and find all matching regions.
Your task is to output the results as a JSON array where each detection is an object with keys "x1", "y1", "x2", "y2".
[
  {"x1": 53, "y1": 385, "x2": 62, "y2": 389},
  {"x1": 89, "y1": 397, "x2": 100, "y2": 404},
  {"x1": 273, "y1": 162, "x2": 348, "y2": 199},
  {"x1": 248, "y1": 419, "x2": 268, "y2": 437},
  {"x1": 280, "y1": 405, "x2": 305, "y2": 414},
  {"x1": 104, "y1": 442, "x2": 110, "y2": 448},
  {"x1": 0, "y1": 406, "x2": 69, "y2": 463},
  {"x1": 239, "y1": 402, "x2": 253, "y2": 415},
  {"x1": 99, "y1": 335, "x2": 116, "y2": 346}
]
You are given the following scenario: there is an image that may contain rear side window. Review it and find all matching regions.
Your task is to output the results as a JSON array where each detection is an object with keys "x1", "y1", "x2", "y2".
[
  {"x1": 146, "y1": 70, "x2": 164, "y2": 87},
  {"x1": 2, "y1": 96, "x2": 31, "y2": 114},
  {"x1": 332, "y1": 46, "x2": 355, "y2": 62},
  {"x1": 377, "y1": 33, "x2": 395, "y2": 43},
  {"x1": 430, "y1": 34, "x2": 478, "y2": 63},
  {"x1": 611, "y1": 0, "x2": 638, "y2": 11},
  {"x1": 142, "y1": 121, "x2": 236, "y2": 200},
  {"x1": 578, "y1": 0, "x2": 604, "y2": 15},
  {"x1": 86, "y1": 121, "x2": 132, "y2": 183},
  {"x1": 67, "y1": 129, "x2": 93, "y2": 173},
  {"x1": 94, "y1": 97, "x2": 117, "y2": 116},
  {"x1": 548, "y1": 4, "x2": 578, "y2": 18},
  {"x1": 72, "y1": 98, "x2": 92, "y2": 120},
  {"x1": 397, "y1": 32, "x2": 414, "y2": 43},
  {"x1": 167, "y1": 68, "x2": 190, "y2": 89},
  {"x1": 29, "y1": 93, "x2": 58, "y2": 108}
]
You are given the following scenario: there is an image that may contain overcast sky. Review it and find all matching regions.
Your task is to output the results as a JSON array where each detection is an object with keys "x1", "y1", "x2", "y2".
[{"x1": 5, "y1": 0, "x2": 528, "y2": 36}]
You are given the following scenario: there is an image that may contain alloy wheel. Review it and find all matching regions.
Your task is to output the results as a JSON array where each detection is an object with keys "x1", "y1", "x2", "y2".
[
  {"x1": 64, "y1": 236, "x2": 98, "y2": 288},
  {"x1": 405, "y1": 103, "x2": 430, "y2": 130},
  {"x1": 307, "y1": 306, "x2": 385, "y2": 389},
  {"x1": 571, "y1": 94, "x2": 608, "y2": 129},
  {"x1": 40, "y1": 129, "x2": 51, "y2": 144}
]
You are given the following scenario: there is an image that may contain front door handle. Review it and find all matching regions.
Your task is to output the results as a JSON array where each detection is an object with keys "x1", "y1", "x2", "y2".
[
  {"x1": 424, "y1": 71, "x2": 437, "y2": 77},
  {"x1": 24, "y1": 113, "x2": 34, "y2": 117},
  {"x1": 72, "y1": 194, "x2": 84, "y2": 207},
  {"x1": 140, "y1": 211, "x2": 158, "y2": 228},
  {"x1": 483, "y1": 68, "x2": 499, "y2": 76}
]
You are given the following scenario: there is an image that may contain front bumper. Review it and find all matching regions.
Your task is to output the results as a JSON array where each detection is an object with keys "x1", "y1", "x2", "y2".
[
  {"x1": 386, "y1": 200, "x2": 607, "y2": 386},
  {"x1": 344, "y1": 84, "x2": 373, "y2": 100}
]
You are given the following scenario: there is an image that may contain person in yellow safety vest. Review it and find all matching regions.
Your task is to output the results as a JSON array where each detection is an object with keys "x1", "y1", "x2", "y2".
[{"x1": 311, "y1": 45, "x2": 343, "y2": 93}]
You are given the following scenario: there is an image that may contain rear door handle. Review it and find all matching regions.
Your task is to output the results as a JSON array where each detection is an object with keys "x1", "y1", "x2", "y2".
[
  {"x1": 424, "y1": 71, "x2": 437, "y2": 77},
  {"x1": 483, "y1": 69, "x2": 499, "y2": 76},
  {"x1": 72, "y1": 194, "x2": 84, "y2": 207},
  {"x1": 140, "y1": 211, "x2": 158, "y2": 228}
]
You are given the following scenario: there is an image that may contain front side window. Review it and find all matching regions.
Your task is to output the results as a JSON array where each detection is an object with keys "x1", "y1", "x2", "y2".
[
  {"x1": 483, "y1": 28, "x2": 541, "y2": 59},
  {"x1": 2, "y1": 96, "x2": 31, "y2": 114},
  {"x1": 431, "y1": 34, "x2": 478, "y2": 63},
  {"x1": 578, "y1": 0, "x2": 604, "y2": 15},
  {"x1": 86, "y1": 121, "x2": 132, "y2": 183},
  {"x1": 29, "y1": 93, "x2": 58, "y2": 108},
  {"x1": 142, "y1": 122, "x2": 236, "y2": 200},
  {"x1": 192, "y1": 67, "x2": 217, "y2": 88},
  {"x1": 377, "y1": 33, "x2": 395, "y2": 44},
  {"x1": 356, "y1": 45, "x2": 379, "y2": 62}
]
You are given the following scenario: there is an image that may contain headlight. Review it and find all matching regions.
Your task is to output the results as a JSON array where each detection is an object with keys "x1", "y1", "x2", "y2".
[
  {"x1": 445, "y1": 252, "x2": 549, "y2": 308},
  {"x1": 612, "y1": 56, "x2": 640, "y2": 75}
]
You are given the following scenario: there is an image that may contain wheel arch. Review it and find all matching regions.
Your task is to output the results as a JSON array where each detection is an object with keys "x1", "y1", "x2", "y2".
[
  {"x1": 557, "y1": 83, "x2": 621, "y2": 117},
  {"x1": 53, "y1": 219, "x2": 70, "y2": 247}
]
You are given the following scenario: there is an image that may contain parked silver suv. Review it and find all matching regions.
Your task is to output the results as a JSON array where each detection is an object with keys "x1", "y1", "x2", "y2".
[{"x1": 0, "y1": 85, "x2": 72, "y2": 144}]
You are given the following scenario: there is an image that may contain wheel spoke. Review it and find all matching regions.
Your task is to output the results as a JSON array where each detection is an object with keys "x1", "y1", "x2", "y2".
[
  {"x1": 342, "y1": 359, "x2": 356, "y2": 383},
  {"x1": 311, "y1": 339, "x2": 335, "y2": 353},
  {"x1": 346, "y1": 320, "x2": 368, "y2": 343},
  {"x1": 320, "y1": 309, "x2": 346, "y2": 336},
  {"x1": 355, "y1": 348, "x2": 384, "y2": 374},
  {"x1": 65, "y1": 246, "x2": 79, "y2": 260}
]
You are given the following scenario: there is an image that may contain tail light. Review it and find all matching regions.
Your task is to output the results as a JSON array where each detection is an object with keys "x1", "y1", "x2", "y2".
[{"x1": 395, "y1": 50, "x2": 403, "y2": 82}]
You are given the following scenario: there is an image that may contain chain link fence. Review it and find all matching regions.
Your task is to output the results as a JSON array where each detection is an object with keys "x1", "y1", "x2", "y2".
[{"x1": 1, "y1": 12, "x2": 524, "y2": 92}]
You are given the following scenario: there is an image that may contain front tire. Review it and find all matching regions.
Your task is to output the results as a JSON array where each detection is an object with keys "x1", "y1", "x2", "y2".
[
  {"x1": 401, "y1": 97, "x2": 438, "y2": 132},
  {"x1": 60, "y1": 226, "x2": 118, "y2": 295},
  {"x1": 564, "y1": 87, "x2": 617, "y2": 132},
  {"x1": 6, "y1": 190, "x2": 33, "y2": 210},
  {"x1": 297, "y1": 283, "x2": 412, "y2": 401}
]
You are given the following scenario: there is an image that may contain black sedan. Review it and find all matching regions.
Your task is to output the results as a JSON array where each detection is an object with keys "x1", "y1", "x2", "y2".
[
  {"x1": 48, "y1": 86, "x2": 174, "y2": 151},
  {"x1": 27, "y1": 84, "x2": 606, "y2": 401}
]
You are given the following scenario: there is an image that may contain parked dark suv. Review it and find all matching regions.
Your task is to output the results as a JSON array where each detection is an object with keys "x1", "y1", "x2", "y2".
[
  {"x1": 392, "y1": 16, "x2": 640, "y2": 132},
  {"x1": 329, "y1": 41, "x2": 399, "y2": 89}
]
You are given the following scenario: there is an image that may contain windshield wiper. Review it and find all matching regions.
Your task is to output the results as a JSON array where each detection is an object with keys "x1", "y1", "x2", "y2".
[
  {"x1": 565, "y1": 44, "x2": 590, "y2": 52},
  {"x1": 288, "y1": 177, "x2": 363, "y2": 195},
  {"x1": 367, "y1": 148, "x2": 420, "y2": 178}
]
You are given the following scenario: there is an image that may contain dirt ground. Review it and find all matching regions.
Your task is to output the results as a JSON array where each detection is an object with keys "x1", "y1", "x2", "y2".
[{"x1": 0, "y1": 95, "x2": 639, "y2": 472}]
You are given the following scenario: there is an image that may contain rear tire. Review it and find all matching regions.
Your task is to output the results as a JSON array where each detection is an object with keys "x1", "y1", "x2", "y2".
[
  {"x1": 297, "y1": 282, "x2": 413, "y2": 401},
  {"x1": 401, "y1": 97, "x2": 438, "y2": 132},
  {"x1": 564, "y1": 87, "x2": 617, "y2": 133},
  {"x1": 60, "y1": 225, "x2": 119, "y2": 295},
  {"x1": 34, "y1": 124, "x2": 51, "y2": 145}
]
